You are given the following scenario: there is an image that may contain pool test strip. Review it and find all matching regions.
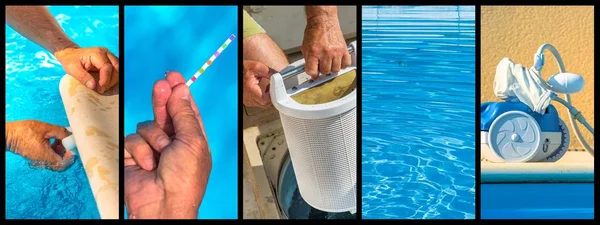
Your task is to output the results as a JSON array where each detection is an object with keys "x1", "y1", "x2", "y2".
[{"x1": 186, "y1": 34, "x2": 236, "y2": 86}]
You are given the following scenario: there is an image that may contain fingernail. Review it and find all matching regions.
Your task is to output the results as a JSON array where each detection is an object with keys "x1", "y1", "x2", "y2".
[
  {"x1": 86, "y1": 80, "x2": 94, "y2": 89},
  {"x1": 156, "y1": 136, "x2": 170, "y2": 150},
  {"x1": 180, "y1": 88, "x2": 190, "y2": 100},
  {"x1": 144, "y1": 156, "x2": 154, "y2": 170},
  {"x1": 98, "y1": 87, "x2": 105, "y2": 93}
]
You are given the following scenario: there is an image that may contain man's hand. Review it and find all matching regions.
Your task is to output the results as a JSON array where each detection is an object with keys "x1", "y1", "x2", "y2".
[
  {"x1": 243, "y1": 60, "x2": 274, "y2": 108},
  {"x1": 5, "y1": 120, "x2": 74, "y2": 171},
  {"x1": 302, "y1": 6, "x2": 351, "y2": 79},
  {"x1": 54, "y1": 47, "x2": 120, "y2": 94},
  {"x1": 125, "y1": 72, "x2": 211, "y2": 219}
]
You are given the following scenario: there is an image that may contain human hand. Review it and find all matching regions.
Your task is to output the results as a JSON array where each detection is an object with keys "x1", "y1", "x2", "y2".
[
  {"x1": 5, "y1": 120, "x2": 74, "y2": 171},
  {"x1": 302, "y1": 13, "x2": 351, "y2": 79},
  {"x1": 54, "y1": 47, "x2": 119, "y2": 94},
  {"x1": 125, "y1": 72, "x2": 211, "y2": 219},
  {"x1": 243, "y1": 60, "x2": 274, "y2": 108}
]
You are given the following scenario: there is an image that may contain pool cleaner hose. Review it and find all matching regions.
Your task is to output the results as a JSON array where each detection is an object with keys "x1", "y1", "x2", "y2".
[{"x1": 535, "y1": 44, "x2": 594, "y2": 156}]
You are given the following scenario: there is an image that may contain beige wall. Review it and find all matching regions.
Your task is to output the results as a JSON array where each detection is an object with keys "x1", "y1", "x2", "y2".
[{"x1": 481, "y1": 6, "x2": 594, "y2": 149}]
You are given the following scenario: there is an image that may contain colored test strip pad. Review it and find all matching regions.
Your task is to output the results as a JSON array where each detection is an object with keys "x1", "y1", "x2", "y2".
[{"x1": 186, "y1": 34, "x2": 236, "y2": 86}]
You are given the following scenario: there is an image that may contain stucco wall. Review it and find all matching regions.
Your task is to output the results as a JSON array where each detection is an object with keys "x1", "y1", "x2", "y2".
[{"x1": 481, "y1": 6, "x2": 594, "y2": 149}]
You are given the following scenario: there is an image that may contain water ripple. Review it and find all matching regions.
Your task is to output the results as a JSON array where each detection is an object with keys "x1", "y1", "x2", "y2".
[{"x1": 362, "y1": 6, "x2": 475, "y2": 219}]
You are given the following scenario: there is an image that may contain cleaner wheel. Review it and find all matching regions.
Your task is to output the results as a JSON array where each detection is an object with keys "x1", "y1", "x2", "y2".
[
  {"x1": 544, "y1": 119, "x2": 570, "y2": 162},
  {"x1": 488, "y1": 111, "x2": 542, "y2": 162}
]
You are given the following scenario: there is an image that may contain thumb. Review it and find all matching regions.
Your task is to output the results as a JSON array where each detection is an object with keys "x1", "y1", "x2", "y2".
[
  {"x1": 66, "y1": 64, "x2": 96, "y2": 90},
  {"x1": 254, "y1": 63, "x2": 273, "y2": 80},
  {"x1": 42, "y1": 123, "x2": 70, "y2": 140},
  {"x1": 245, "y1": 60, "x2": 272, "y2": 80},
  {"x1": 167, "y1": 84, "x2": 205, "y2": 141}
]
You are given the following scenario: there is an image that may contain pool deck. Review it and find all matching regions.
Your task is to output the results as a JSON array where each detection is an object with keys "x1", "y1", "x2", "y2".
[{"x1": 481, "y1": 147, "x2": 594, "y2": 183}]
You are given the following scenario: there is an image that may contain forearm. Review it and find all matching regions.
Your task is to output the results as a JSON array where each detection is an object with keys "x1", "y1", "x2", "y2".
[
  {"x1": 304, "y1": 6, "x2": 338, "y2": 22},
  {"x1": 5, "y1": 6, "x2": 79, "y2": 53}
]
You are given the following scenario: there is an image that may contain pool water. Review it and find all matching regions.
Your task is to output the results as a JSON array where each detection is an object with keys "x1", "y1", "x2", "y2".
[
  {"x1": 5, "y1": 6, "x2": 118, "y2": 219},
  {"x1": 124, "y1": 6, "x2": 238, "y2": 219},
  {"x1": 482, "y1": 183, "x2": 594, "y2": 219},
  {"x1": 362, "y1": 6, "x2": 476, "y2": 219}
]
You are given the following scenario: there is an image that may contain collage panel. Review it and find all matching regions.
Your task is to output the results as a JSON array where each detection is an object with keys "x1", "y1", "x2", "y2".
[
  {"x1": 480, "y1": 6, "x2": 595, "y2": 219},
  {"x1": 362, "y1": 5, "x2": 476, "y2": 219},
  {"x1": 241, "y1": 5, "x2": 358, "y2": 220},
  {"x1": 3, "y1": 3, "x2": 597, "y2": 222},
  {"x1": 123, "y1": 6, "x2": 238, "y2": 219},
  {"x1": 5, "y1": 6, "x2": 120, "y2": 219}
]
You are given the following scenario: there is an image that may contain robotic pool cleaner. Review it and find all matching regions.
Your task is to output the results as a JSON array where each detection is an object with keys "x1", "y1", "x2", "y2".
[{"x1": 481, "y1": 44, "x2": 594, "y2": 163}]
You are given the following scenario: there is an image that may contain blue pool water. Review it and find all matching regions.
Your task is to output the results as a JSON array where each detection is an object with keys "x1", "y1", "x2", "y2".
[
  {"x1": 482, "y1": 183, "x2": 594, "y2": 219},
  {"x1": 5, "y1": 6, "x2": 118, "y2": 219},
  {"x1": 124, "y1": 6, "x2": 238, "y2": 219},
  {"x1": 362, "y1": 6, "x2": 476, "y2": 219}
]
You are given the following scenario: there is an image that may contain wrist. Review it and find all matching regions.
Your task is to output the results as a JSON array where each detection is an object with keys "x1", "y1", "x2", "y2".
[
  {"x1": 161, "y1": 201, "x2": 198, "y2": 219},
  {"x1": 51, "y1": 40, "x2": 79, "y2": 55},
  {"x1": 305, "y1": 6, "x2": 338, "y2": 23},
  {"x1": 306, "y1": 13, "x2": 338, "y2": 25}
]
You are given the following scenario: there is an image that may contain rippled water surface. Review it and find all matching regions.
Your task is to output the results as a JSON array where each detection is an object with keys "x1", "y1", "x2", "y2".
[
  {"x1": 362, "y1": 6, "x2": 475, "y2": 219},
  {"x1": 5, "y1": 6, "x2": 118, "y2": 219}
]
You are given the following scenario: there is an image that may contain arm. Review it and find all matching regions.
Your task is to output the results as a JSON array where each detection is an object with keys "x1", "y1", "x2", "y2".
[{"x1": 5, "y1": 6, "x2": 79, "y2": 53}]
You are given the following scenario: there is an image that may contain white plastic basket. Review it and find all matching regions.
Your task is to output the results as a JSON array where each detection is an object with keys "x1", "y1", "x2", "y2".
[{"x1": 270, "y1": 41, "x2": 357, "y2": 213}]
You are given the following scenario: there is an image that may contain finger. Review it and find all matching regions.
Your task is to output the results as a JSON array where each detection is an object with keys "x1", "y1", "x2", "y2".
[
  {"x1": 108, "y1": 68, "x2": 119, "y2": 91},
  {"x1": 341, "y1": 51, "x2": 352, "y2": 68},
  {"x1": 152, "y1": 80, "x2": 173, "y2": 134},
  {"x1": 91, "y1": 54, "x2": 114, "y2": 93},
  {"x1": 166, "y1": 71, "x2": 203, "y2": 136},
  {"x1": 107, "y1": 53, "x2": 120, "y2": 73},
  {"x1": 42, "y1": 124, "x2": 70, "y2": 140},
  {"x1": 244, "y1": 76, "x2": 269, "y2": 107},
  {"x1": 167, "y1": 84, "x2": 205, "y2": 144},
  {"x1": 165, "y1": 71, "x2": 186, "y2": 87},
  {"x1": 47, "y1": 149, "x2": 73, "y2": 171},
  {"x1": 124, "y1": 134, "x2": 156, "y2": 171},
  {"x1": 304, "y1": 56, "x2": 319, "y2": 79},
  {"x1": 106, "y1": 53, "x2": 120, "y2": 90},
  {"x1": 318, "y1": 55, "x2": 333, "y2": 75},
  {"x1": 137, "y1": 121, "x2": 171, "y2": 153},
  {"x1": 67, "y1": 64, "x2": 96, "y2": 90},
  {"x1": 331, "y1": 54, "x2": 342, "y2": 73},
  {"x1": 251, "y1": 62, "x2": 272, "y2": 80},
  {"x1": 257, "y1": 92, "x2": 272, "y2": 107},
  {"x1": 51, "y1": 139, "x2": 66, "y2": 156}
]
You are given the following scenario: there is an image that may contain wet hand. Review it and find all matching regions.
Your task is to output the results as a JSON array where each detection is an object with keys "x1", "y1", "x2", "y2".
[
  {"x1": 302, "y1": 14, "x2": 351, "y2": 79},
  {"x1": 243, "y1": 60, "x2": 274, "y2": 108},
  {"x1": 125, "y1": 72, "x2": 211, "y2": 219},
  {"x1": 5, "y1": 120, "x2": 74, "y2": 171},
  {"x1": 54, "y1": 47, "x2": 119, "y2": 94}
]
